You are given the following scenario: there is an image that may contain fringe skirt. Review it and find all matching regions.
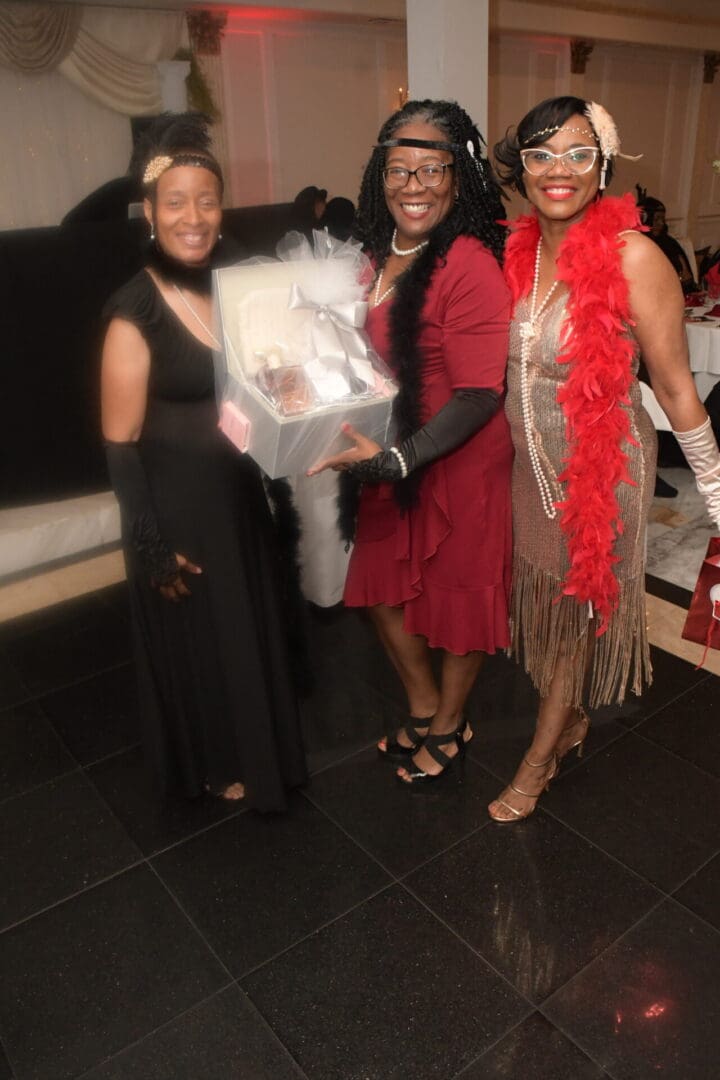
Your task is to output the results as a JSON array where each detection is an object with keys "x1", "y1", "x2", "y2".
[{"x1": 510, "y1": 553, "x2": 652, "y2": 708}]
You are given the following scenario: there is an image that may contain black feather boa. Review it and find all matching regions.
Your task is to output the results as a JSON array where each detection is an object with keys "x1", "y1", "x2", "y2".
[
  {"x1": 337, "y1": 236, "x2": 446, "y2": 542},
  {"x1": 264, "y1": 477, "x2": 314, "y2": 697},
  {"x1": 387, "y1": 239, "x2": 444, "y2": 509}
]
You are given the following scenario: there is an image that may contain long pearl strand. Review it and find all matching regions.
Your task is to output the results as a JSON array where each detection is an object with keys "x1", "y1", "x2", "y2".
[
  {"x1": 374, "y1": 229, "x2": 430, "y2": 306},
  {"x1": 373, "y1": 266, "x2": 396, "y2": 307},
  {"x1": 519, "y1": 241, "x2": 561, "y2": 519}
]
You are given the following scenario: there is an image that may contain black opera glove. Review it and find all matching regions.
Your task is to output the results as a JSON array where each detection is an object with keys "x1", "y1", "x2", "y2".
[
  {"x1": 349, "y1": 387, "x2": 500, "y2": 483},
  {"x1": 105, "y1": 441, "x2": 179, "y2": 586}
]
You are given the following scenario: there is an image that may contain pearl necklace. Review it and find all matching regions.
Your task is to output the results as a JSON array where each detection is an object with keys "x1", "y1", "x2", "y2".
[
  {"x1": 519, "y1": 241, "x2": 561, "y2": 519},
  {"x1": 173, "y1": 284, "x2": 222, "y2": 349},
  {"x1": 390, "y1": 228, "x2": 429, "y2": 257},
  {"x1": 373, "y1": 266, "x2": 396, "y2": 307},
  {"x1": 374, "y1": 229, "x2": 429, "y2": 306}
]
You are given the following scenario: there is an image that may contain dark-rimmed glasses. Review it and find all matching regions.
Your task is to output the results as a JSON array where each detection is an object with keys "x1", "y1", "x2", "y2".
[
  {"x1": 520, "y1": 147, "x2": 600, "y2": 176},
  {"x1": 382, "y1": 163, "x2": 454, "y2": 189}
]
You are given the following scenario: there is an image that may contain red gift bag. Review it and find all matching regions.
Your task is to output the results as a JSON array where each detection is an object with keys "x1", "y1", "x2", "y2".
[{"x1": 682, "y1": 537, "x2": 720, "y2": 667}]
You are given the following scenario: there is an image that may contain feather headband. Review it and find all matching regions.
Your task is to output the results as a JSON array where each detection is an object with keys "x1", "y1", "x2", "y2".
[{"x1": 584, "y1": 102, "x2": 642, "y2": 190}]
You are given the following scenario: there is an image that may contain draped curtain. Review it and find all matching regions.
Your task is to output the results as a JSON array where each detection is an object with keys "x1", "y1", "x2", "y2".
[
  {"x1": 0, "y1": 2, "x2": 185, "y2": 115},
  {"x1": 0, "y1": 2, "x2": 80, "y2": 73},
  {"x1": 0, "y1": 2, "x2": 187, "y2": 228}
]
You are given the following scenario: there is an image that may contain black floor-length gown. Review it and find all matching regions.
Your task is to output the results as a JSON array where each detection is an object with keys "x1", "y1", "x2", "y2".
[{"x1": 104, "y1": 271, "x2": 307, "y2": 811}]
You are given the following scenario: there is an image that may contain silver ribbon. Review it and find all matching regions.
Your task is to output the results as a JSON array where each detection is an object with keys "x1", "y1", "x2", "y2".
[{"x1": 287, "y1": 283, "x2": 374, "y2": 392}]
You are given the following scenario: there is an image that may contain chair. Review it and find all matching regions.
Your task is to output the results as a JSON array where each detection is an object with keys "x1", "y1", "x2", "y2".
[{"x1": 675, "y1": 236, "x2": 699, "y2": 282}]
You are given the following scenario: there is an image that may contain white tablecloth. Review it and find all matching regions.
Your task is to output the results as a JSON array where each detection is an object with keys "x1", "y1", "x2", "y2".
[
  {"x1": 685, "y1": 299, "x2": 720, "y2": 403},
  {"x1": 640, "y1": 298, "x2": 720, "y2": 430}
]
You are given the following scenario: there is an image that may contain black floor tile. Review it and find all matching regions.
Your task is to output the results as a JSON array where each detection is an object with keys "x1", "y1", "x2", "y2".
[
  {"x1": 243, "y1": 885, "x2": 527, "y2": 1080},
  {"x1": 0, "y1": 592, "x2": 126, "y2": 645},
  {"x1": 461, "y1": 1012, "x2": 606, "y2": 1079},
  {"x1": 0, "y1": 701, "x2": 76, "y2": 801},
  {"x1": 2, "y1": 595, "x2": 131, "y2": 696},
  {"x1": 300, "y1": 666, "x2": 398, "y2": 775},
  {"x1": 0, "y1": 866, "x2": 228, "y2": 1080},
  {"x1": 306, "y1": 746, "x2": 499, "y2": 877},
  {"x1": 0, "y1": 770, "x2": 140, "y2": 931},
  {"x1": 645, "y1": 573, "x2": 692, "y2": 610},
  {"x1": 95, "y1": 581, "x2": 132, "y2": 622},
  {"x1": 602, "y1": 646, "x2": 710, "y2": 729},
  {"x1": 406, "y1": 813, "x2": 659, "y2": 1005},
  {"x1": 39, "y1": 664, "x2": 140, "y2": 766},
  {"x1": 0, "y1": 649, "x2": 29, "y2": 710},
  {"x1": 543, "y1": 899, "x2": 720, "y2": 1079},
  {"x1": 673, "y1": 854, "x2": 720, "y2": 932},
  {"x1": 86, "y1": 746, "x2": 241, "y2": 856},
  {"x1": 0, "y1": 1043, "x2": 12, "y2": 1080},
  {"x1": 469, "y1": 664, "x2": 627, "y2": 785},
  {"x1": 635, "y1": 676, "x2": 720, "y2": 778},
  {"x1": 543, "y1": 731, "x2": 720, "y2": 891},
  {"x1": 153, "y1": 791, "x2": 390, "y2": 976},
  {"x1": 79, "y1": 985, "x2": 303, "y2": 1080}
]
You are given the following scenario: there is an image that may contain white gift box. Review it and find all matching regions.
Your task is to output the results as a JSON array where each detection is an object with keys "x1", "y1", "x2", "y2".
[{"x1": 213, "y1": 239, "x2": 397, "y2": 478}]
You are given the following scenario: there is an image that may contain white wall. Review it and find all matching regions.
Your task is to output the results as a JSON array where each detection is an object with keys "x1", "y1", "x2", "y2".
[
  {"x1": 220, "y1": 13, "x2": 407, "y2": 208},
  {"x1": 487, "y1": 33, "x2": 720, "y2": 251},
  {"x1": 0, "y1": 66, "x2": 133, "y2": 230}
]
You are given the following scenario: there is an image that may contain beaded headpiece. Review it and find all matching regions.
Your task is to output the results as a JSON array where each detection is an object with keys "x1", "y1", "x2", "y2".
[
  {"x1": 521, "y1": 125, "x2": 595, "y2": 146},
  {"x1": 142, "y1": 150, "x2": 223, "y2": 188},
  {"x1": 143, "y1": 155, "x2": 174, "y2": 185},
  {"x1": 521, "y1": 103, "x2": 641, "y2": 191}
]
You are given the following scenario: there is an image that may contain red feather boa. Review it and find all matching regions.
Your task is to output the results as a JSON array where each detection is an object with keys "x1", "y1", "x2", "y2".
[{"x1": 504, "y1": 194, "x2": 644, "y2": 633}]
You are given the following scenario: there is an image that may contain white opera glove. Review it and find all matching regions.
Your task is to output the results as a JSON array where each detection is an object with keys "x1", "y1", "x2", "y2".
[{"x1": 672, "y1": 417, "x2": 720, "y2": 531}]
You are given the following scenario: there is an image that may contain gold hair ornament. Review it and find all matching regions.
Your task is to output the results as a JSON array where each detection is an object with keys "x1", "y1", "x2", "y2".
[{"x1": 143, "y1": 155, "x2": 174, "y2": 185}]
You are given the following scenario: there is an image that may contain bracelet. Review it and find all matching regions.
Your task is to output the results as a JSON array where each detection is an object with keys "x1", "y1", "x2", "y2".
[{"x1": 388, "y1": 446, "x2": 408, "y2": 478}]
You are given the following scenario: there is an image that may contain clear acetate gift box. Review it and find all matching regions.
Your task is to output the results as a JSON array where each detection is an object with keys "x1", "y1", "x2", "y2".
[{"x1": 213, "y1": 232, "x2": 397, "y2": 478}]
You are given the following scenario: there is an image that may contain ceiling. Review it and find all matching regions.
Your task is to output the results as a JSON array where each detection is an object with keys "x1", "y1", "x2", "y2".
[{"x1": 46, "y1": 0, "x2": 720, "y2": 29}]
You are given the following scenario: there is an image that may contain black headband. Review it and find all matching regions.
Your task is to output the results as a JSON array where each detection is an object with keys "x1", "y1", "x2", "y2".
[{"x1": 378, "y1": 137, "x2": 462, "y2": 152}]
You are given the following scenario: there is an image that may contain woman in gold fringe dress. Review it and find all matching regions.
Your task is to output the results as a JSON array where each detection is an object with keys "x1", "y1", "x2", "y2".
[{"x1": 490, "y1": 95, "x2": 720, "y2": 821}]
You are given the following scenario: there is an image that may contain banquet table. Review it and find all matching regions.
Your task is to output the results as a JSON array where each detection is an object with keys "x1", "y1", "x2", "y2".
[
  {"x1": 685, "y1": 297, "x2": 720, "y2": 401},
  {"x1": 639, "y1": 296, "x2": 720, "y2": 430}
]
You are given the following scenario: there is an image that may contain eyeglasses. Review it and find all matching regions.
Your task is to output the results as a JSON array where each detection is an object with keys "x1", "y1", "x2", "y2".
[
  {"x1": 520, "y1": 147, "x2": 600, "y2": 176},
  {"x1": 382, "y1": 163, "x2": 454, "y2": 189}
]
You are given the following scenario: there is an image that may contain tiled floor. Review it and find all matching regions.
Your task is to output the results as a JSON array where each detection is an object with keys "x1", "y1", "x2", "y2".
[{"x1": 0, "y1": 568, "x2": 718, "y2": 1079}]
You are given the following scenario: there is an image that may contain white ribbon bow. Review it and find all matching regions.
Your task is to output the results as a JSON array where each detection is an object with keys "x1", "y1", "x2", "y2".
[{"x1": 287, "y1": 283, "x2": 375, "y2": 397}]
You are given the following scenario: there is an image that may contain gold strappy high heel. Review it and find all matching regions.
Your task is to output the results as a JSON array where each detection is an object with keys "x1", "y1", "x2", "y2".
[
  {"x1": 556, "y1": 708, "x2": 590, "y2": 762},
  {"x1": 488, "y1": 753, "x2": 558, "y2": 823}
]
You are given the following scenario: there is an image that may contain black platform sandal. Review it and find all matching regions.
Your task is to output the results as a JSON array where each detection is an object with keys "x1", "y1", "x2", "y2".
[
  {"x1": 378, "y1": 716, "x2": 433, "y2": 760},
  {"x1": 396, "y1": 720, "x2": 467, "y2": 787}
]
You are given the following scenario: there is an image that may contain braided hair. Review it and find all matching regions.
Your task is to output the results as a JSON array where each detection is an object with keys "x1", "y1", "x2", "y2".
[
  {"x1": 355, "y1": 98, "x2": 506, "y2": 266},
  {"x1": 339, "y1": 100, "x2": 506, "y2": 524}
]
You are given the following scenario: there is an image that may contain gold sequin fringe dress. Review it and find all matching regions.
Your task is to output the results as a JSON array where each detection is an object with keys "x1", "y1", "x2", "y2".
[{"x1": 505, "y1": 295, "x2": 657, "y2": 708}]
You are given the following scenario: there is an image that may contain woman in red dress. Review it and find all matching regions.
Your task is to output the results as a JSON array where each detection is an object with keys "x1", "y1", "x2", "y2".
[{"x1": 309, "y1": 99, "x2": 513, "y2": 786}]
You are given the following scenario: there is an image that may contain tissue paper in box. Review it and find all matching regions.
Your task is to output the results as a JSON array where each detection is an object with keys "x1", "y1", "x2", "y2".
[{"x1": 213, "y1": 233, "x2": 397, "y2": 478}]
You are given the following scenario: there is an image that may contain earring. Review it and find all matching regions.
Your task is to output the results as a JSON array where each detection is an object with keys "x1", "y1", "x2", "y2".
[
  {"x1": 218, "y1": 232, "x2": 223, "y2": 240},
  {"x1": 150, "y1": 224, "x2": 155, "y2": 241}
]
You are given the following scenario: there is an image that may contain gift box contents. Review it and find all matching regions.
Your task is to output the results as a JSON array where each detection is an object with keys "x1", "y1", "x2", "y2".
[{"x1": 213, "y1": 232, "x2": 397, "y2": 478}]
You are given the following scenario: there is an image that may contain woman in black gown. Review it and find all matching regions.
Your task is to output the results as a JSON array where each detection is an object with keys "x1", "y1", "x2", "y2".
[{"x1": 101, "y1": 114, "x2": 306, "y2": 811}]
